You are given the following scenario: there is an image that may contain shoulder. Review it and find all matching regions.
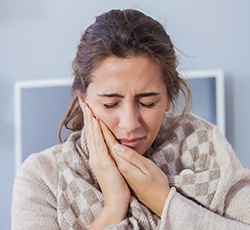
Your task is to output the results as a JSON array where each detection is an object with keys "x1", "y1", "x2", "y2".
[
  {"x1": 13, "y1": 130, "x2": 87, "y2": 193},
  {"x1": 12, "y1": 144, "x2": 67, "y2": 228},
  {"x1": 160, "y1": 112, "x2": 216, "y2": 143},
  {"x1": 177, "y1": 113, "x2": 233, "y2": 158},
  {"x1": 17, "y1": 129, "x2": 83, "y2": 168},
  {"x1": 21, "y1": 146, "x2": 57, "y2": 169},
  {"x1": 14, "y1": 146, "x2": 59, "y2": 196},
  {"x1": 178, "y1": 113, "x2": 215, "y2": 133},
  {"x1": 168, "y1": 113, "x2": 242, "y2": 171},
  {"x1": 14, "y1": 129, "x2": 82, "y2": 187},
  {"x1": 153, "y1": 113, "x2": 227, "y2": 171},
  {"x1": 152, "y1": 113, "x2": 213, "y2": 151},
  {"x1": 12, "y1": 147, "x2": 59, "y2": 225}
]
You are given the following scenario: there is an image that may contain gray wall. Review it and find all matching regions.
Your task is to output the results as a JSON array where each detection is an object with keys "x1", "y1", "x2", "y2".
[{"x1": 1, "y1": 0, "x2": 250, "y2": 229}]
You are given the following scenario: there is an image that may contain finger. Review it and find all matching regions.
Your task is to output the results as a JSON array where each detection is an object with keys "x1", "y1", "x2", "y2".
[
  {"x1": 99, "y1": 119, "x2": 150, "y2": 174},
  {"x1": 78, "y1": 98, "x2": 86, "y2": 125},
  {"x1": 92, "y1": 117, "x2": 110, "y2": 157},
  {"x1": 84, "y1": 107, "x2": 114, "y2": 163},
  {"x1": 113, "y1": 143, "x2": 150, "y2": 175},
  {"x1": 98, "y1": 119, "x2": 118, "y2": 157},
  {"x1": 79, "y1": 100, "x2": 95, "y2": 155},
  {"x1": 80, "y1": 102, "x2": 97, "y2": 155}
]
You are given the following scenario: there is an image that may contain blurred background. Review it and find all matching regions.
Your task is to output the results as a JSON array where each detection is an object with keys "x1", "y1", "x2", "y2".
[{"x1": 1, "y1": 0, "x2": 250, "y2": 229}]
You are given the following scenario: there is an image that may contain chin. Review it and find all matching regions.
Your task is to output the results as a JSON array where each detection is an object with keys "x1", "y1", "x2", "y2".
[{"x1": 137, "y1": 146, "x2": 148, "y2": 156}]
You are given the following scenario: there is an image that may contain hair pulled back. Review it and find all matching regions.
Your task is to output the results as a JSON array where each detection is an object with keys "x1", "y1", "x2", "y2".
[{"x1": 59, "y1": 9, "x2": 191, "y2": 142}]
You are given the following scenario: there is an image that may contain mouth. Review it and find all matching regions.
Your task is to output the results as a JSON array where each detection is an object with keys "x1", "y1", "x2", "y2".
[{"x1": 118, "y1": 137, "x2": 144, "y2": 149}]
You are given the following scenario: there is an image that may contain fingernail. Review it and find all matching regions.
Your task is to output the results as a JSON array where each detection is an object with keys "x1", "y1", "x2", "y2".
[{"x1": 114, "y1": 143, "x2": 125, "y2": 152}]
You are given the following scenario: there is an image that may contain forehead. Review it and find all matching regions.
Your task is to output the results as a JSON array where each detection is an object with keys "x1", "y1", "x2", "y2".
[{"x1": 90, "y1": 56, "x2": 164, "y2": 90}]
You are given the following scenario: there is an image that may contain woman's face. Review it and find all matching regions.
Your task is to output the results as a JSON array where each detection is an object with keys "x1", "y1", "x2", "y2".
[{"x1": 82, "y1": 56, "x2": 170, "y2": 155}]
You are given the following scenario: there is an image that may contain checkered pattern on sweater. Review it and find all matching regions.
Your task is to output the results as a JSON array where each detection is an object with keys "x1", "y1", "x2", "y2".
[
  {"x1": 56, "y1": 112, "x2": 221, "y2": 229},
  {"x1": 149, "y1": 113, "x2": 220, "y2": 209}
]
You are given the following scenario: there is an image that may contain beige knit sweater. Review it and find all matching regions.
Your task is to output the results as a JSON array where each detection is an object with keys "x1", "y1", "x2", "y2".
[{"x1": 12, "y1": 113, "x2": 250, "y2": 229}]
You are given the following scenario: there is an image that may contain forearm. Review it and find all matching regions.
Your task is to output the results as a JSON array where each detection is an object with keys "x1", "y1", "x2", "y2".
[
  {"x1": 160, "y1": 187, "x2": 250, "y2": 230},
  {"x1": 140, "y1": 185, "x2": 169, "y2": 217},
  {"x1": 89, "y1": 205, "x2": 127, "y2": 230}
]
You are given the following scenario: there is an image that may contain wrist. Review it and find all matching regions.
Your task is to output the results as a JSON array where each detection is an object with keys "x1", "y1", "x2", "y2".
[
  {"x1": 145, "y1": 186, "x2": 170, "y2": 217},
  {"x1": 89, "y1": 204, "x2": 128, "y2": 229}
]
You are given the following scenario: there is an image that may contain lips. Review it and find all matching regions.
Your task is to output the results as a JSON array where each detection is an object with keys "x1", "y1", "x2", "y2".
[{"x1": 118, "y1": 137, "x2": 144, "y2": 149}]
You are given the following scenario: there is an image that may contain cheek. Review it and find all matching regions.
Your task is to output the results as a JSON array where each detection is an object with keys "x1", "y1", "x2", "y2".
[
  {"x1": 147, "y1": 119, "x2": 160, "y2": 135},
  {"x1": 144, "y1": 111, "x2": 165, "y2": 135},
  {"x1": 93, "y1": 109, "x2": 117, "y2": 132}
]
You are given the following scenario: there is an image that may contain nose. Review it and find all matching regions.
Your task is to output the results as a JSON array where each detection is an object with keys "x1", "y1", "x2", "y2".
[{"x1": 118, "y1": 105, "x2": 141, "y2": 133}]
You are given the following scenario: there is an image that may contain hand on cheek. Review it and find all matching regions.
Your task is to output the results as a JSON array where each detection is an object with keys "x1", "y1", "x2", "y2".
[
  {"x1": 78, "y1": 100, "x2": 130, "y2": 222},
  {"x1": 112, "y1": 142, "x2": 171, "y2": 217},
  {"x1": 98, "y1": 117, "x2": 170, "y2": 217},
  {"x1": 79, "y1": 100, "x2": 170, "y2": 217}
]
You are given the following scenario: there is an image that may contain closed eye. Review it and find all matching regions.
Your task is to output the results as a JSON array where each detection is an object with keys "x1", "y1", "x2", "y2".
[
  {"x1": 103, "y1": 102, "x2": 119, "y2": 109},
  {"x1": 139, "y1": 102, "x2": 156, "y2": 108}
]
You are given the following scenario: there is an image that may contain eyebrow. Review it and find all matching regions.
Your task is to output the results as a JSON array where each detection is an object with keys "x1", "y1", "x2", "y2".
[
  {"x1": 97, "y1": 92, "x2": 161, "y2": 98},
  {"x1": 135, "y1": 92, "x2": 161, "y2": 98}
]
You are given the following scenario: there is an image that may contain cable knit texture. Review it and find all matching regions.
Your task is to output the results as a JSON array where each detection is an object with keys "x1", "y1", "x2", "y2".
[{"x1": 12, "y1": 113, "x2": 250, "y2": 229}]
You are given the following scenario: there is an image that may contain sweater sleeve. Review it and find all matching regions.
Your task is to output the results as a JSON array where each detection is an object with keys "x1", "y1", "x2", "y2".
[
  {"x1": 158, "y1": 127, "x2": 250, "y2": 230},
  {"x1": 11, "y1": 150, "x2": 59, "y2": 230},
  {"x1": 159, "y1": 187, "x2": 250, "y2": 230}
]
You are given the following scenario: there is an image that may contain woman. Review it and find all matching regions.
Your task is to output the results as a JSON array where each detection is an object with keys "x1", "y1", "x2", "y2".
[{"x1": 12, "y1": 9, "x2": 250, "y2": 229}]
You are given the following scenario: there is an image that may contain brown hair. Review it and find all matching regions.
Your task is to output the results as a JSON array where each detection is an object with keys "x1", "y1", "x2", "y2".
[{"x1": 58, "y1": 9, "x2": 191, "y2": 142}]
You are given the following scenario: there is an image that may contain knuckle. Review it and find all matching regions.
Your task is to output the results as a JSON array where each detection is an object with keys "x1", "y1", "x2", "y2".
[{"x1": 124, "y1": 150, "x2": 134, "y2": 161}]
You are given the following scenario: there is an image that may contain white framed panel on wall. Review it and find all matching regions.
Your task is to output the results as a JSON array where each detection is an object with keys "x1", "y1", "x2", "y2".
[
  {"x1": 181, "y1": 69, "x2": 225, "y2": 135},
  {"x1": 14, "y1": 78, "x2": 73, "y2": 171},
  {"x1": 14, "y1": 70, "x2": 225, "y2": 171}
]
